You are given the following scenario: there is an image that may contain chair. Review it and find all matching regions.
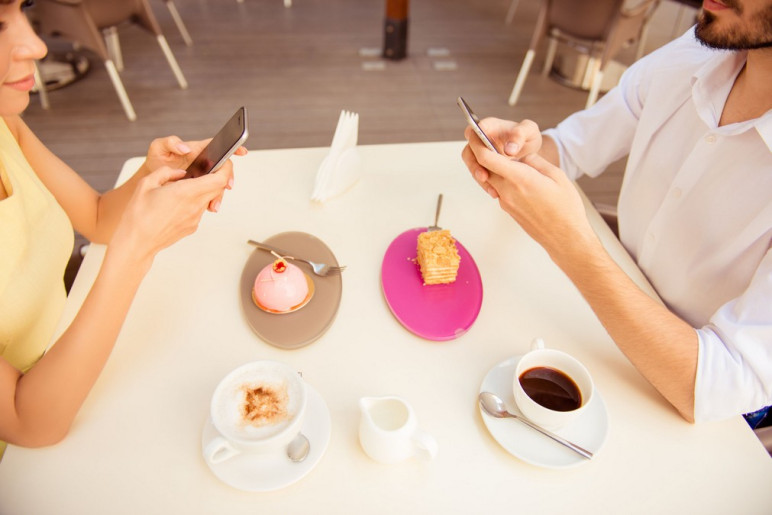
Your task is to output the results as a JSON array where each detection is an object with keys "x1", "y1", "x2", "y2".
[
  {"x1": 669, "y1": 0, "x2": 701, "y2": 38},
  {"x1": 594, "y1": 202, "x2": 619, "y2": 236},
  {"x1": 236, "y1": 0, "x2": 292, "y2": 6},
  {"x1": 505, "y1": 0, "x2": 521, "y2": 24},
  {"x1": 507, "y1": 0, "x2": 660, "y2": 110},
  {"x1": 33, "y1": 0, "x2": 188, "y2": 121},
  {"x1": 163, "y1": 0, "x2": 193, "y2": 46},
  {"x1": 755, "y1": 426, "x2": 772, "y2": 457}
]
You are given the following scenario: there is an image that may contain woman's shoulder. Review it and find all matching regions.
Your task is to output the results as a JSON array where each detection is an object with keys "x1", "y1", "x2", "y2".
[{"x1": 0, "y1": 115, "x2": 24, "y2": 144}]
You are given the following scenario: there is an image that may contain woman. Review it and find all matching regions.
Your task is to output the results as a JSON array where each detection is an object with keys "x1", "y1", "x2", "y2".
[{"x1": 0, "y1": 0, "x2": 245, "y2": 459}]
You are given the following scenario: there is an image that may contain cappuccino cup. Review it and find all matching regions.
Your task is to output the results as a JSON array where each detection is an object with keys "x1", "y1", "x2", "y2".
[
  {"x1": 204, "y1": 360, "x2": 307, "y2": 464},
  {"x1": 513, "y1": 338, "x2": 594, "y2": 430}
]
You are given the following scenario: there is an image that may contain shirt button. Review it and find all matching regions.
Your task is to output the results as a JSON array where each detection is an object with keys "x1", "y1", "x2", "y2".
[
  {"x1": 705, "y1": 134, "x2": 717, "y2": 143},
  {"x1": 671, "y1": 187, "x2": 682, "y2": 199},
  {"x1": 647, "y1": 232, "x2": 656, "y2": 245}
]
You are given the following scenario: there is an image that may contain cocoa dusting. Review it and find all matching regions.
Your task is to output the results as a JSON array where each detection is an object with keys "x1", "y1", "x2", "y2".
[{"x1": 240, "y1": 383, "x2": 289, "y2": 427}]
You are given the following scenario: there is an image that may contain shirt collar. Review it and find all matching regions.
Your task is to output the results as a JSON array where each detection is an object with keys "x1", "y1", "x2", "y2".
[
  {"x1": 691, "y1": 48, "x2": 772, "y2": 152},
  {"x1": 756, "y1": 110, "x2": 772, "y2": 153}
]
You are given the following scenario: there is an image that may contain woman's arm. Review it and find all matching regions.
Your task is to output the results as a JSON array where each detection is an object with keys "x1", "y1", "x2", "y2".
[
  {"x1": 0, "y1": 236, "x2": 152, "y2": 445},
  {"x1": 0, "y1": 164, "x2": 235, "y2": 446},
  {"x1": 0, "y1": 118, "x2": 239, "y2": 446},
  {"x1": 5, "y1": 116, "x2": 239, "y2": 244}
]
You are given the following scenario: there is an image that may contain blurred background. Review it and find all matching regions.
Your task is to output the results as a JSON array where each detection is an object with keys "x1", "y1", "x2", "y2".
[{"x1": 25, "y1": 0, "x2": 699, "y2": 220}]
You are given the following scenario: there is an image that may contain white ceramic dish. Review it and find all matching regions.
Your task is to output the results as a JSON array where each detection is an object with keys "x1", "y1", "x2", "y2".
[
  {"x1": 240, "y1": 232, "x2": 342, "y2": 349},
  {"x1": 202, "y1": 384, "x2": 331, "y2": 491},
  {"x1": 479, "y1": 355, "x2": 609, "y2": 469}
]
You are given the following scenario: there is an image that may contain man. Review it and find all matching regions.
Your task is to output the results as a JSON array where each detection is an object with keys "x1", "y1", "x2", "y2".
[{"x1": 462, "y1": 0, "x2": 772, "y2": 424}]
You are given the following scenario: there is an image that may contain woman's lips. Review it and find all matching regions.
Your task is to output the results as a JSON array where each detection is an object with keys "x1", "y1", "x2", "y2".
[{"x1": 5, "y1": 75, "x2": 36, "y2": 91}]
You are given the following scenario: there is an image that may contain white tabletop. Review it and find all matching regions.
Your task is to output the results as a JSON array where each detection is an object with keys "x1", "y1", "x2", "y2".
[{"x1": 1, "y1": 142, "x2": 770, "y2": 514}]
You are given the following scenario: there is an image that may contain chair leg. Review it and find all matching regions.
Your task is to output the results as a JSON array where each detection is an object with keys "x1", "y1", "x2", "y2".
[
  {"x1": 508, "y1": 49, "x2": 535, "y2": 106},
  {"x1": 672, "y1": 5, "x2": 687, "y2": 38},
  {"x1": 586, "y1": 67, "x2": 604, "y2": 109},
  {"x1": 33, "y1": 61, "x2": 50, "y2": 110},
  {"x1": 581, "y1": 55, "x2": 598, "y2": 89},
  {"x1": 166, "y1": 1, "x2": 193, "y2": 46},
  {"x1": 103, "y1": 26, "x2": 124, "y2": 72},
  {"x1": 104, "y1": 60, "x2": 137, "y2": 121},
  {"x1": 505, "y1": 0, "x2": 519, "y2": 24},
  {"x1": 156, "y1": 35, "x2": 188, "y2": 89},
  {"x1": 636, "y1": 21, "x2": 651, "y2": 61},
  {"x1": 542, "y1": 37, "x2": 558, "y2": 76}
]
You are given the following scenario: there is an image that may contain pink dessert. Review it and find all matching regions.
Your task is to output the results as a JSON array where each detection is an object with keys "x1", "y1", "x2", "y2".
[{"x1": 252, "y1": 258, "x2": 310, "y2": 313}]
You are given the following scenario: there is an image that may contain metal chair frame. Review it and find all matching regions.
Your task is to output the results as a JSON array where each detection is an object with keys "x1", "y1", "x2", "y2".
[{"x1": 34, "y1": 0, "x2": 188, "y2": 121}]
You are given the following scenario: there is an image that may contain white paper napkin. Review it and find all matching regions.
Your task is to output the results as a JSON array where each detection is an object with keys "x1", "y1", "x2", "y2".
[{"x1": 311, "y1": 110, "x2": 361, "y2": 203}]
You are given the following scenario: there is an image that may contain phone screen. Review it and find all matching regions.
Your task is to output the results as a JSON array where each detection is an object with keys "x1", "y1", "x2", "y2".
[
  {"x1": 457, "y1": 97, "x2": 499, "y2": 154},
  {"x1": 184, "y1": 107, "x2": 248, "y2": 179}
]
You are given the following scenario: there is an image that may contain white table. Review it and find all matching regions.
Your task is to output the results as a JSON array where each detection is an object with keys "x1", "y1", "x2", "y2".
[{"x1": 1, "y1": 142, "x2": 770, "y2": 514}]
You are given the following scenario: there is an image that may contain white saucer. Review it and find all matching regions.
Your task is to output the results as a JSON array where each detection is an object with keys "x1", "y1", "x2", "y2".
[
  {"x1": 201, "y1": 384, "x2": 331, "y2": 491},
  {"x1": 479, "y1": 355, "x2": 609, "y2": 469}
]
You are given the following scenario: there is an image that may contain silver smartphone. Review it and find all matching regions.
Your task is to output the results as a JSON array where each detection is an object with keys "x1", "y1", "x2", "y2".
[
  {"x1": 457, "y1": 96, "x2": 499, "y2": 154},
  {"x1": 184, "y1": 106, "x2": 249, "y2": 179}
]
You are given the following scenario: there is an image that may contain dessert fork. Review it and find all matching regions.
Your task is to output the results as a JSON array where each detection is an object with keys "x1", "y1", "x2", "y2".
[
  {"x1": 247, "y1": 240, "x2": 346, "y2": 277},
  {"x1": 427, "y1": 193, "x2": 443, "y2": 231}
]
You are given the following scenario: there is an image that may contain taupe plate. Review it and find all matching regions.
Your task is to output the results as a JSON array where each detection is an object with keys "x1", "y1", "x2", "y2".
[{"x1": 240, "y1": 232, "x2": 342, "y2": 349}]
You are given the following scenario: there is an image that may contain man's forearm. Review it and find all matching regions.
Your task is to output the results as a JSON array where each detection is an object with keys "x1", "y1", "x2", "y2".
[{"x1": 552, "y1": 230, "x2": 699, "y2": 422}]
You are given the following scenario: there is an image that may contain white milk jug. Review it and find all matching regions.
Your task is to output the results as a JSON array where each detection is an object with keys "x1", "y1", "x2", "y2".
[{"x1": 358, "y1": 396, "x2": 438, "y2": 464}]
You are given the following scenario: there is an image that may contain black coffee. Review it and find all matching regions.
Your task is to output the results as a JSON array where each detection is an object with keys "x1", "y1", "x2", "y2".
[{"x1": 518, "y1": 367, "x2": 582, "y2": 412}]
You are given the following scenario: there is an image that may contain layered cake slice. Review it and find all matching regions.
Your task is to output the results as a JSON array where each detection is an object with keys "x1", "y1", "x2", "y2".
[{"x1": 416, "y1": 229, "x2": 461, "y2": 285}]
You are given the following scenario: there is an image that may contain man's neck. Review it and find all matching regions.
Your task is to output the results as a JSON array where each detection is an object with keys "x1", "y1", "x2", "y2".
[{"x1": 720, "y1": 47, "x2": 772, "y2": 126}]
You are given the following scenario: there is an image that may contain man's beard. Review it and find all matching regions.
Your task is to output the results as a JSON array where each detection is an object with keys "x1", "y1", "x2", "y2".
[{"x1": 695, "y1": 3, "x2": 772, "y2": 50}]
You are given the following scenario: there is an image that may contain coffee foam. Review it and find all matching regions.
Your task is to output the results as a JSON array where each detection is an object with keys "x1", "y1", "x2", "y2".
[{"x1": 213, "y1": 366, "x2": 303, "y2": 441}]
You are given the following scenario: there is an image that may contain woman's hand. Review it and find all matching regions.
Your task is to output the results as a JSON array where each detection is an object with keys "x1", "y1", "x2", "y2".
[
  {"x1": 140, "y1": 135, "x2": 246, "y2": 212},
  {"x1": 142, "y1": 135, "x2": 202, "y2": 173},
  {"x1": 109, "y1": 165, "x2": 234, "y2": 268}
]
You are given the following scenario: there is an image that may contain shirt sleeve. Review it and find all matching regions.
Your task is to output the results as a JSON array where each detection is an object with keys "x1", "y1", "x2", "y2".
[
  {"x1": 694, "y1": 247, "x2": 772, "y2": 421},
  {"x1": 542, "y1": 67, "x2": 645, "y2": 181},
  {"x1": 543, "y1": 28, "x2": 697, "y2": 181}
]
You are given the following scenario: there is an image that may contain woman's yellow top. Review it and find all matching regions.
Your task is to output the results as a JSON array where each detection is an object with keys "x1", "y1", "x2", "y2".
[{"x1": 0, "y1": 119, "x2": 73, "y2": 460}]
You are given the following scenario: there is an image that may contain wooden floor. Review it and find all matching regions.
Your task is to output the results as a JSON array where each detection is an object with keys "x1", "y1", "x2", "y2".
[{"x1": 25, "y1": 0, "x2": 693, "y2": 221}]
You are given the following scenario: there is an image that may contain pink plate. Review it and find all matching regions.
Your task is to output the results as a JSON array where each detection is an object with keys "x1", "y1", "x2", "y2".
[{"x1": 381, "y1": 228, "x2": 483, "y2": 341}]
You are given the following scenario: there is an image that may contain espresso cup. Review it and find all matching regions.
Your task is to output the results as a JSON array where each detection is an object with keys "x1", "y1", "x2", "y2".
[
  {"x1": 513, "y1": 338, "x2": 594, "y2": 430},
  {"x1": 204, "y1": 360, "x2": 307, "y2": 464}
]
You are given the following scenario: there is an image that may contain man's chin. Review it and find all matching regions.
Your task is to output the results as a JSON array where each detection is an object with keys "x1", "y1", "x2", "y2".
[
  {"x1": 695, "y1": 12, "x2": 722, "y2": 48},
  {"x1": 694, "y1": 7, "x2": 772, "y2": 50}
]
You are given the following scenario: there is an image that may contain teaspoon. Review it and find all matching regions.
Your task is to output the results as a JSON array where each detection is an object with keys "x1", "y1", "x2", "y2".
[
  {"x1": 478, "y1": 391, "x2": 593, "y2": 460},
  {"x1": 287, "y1": 433, "x2": 310, "y2": 463}
]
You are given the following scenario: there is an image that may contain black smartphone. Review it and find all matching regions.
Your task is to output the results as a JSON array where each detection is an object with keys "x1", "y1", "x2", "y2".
[
  {"x1": 457, "y1": 97, "x2": 499, "y2": 154},
  {"x1": 184, "y1": 106, "x2": 249, "y2": 179}
]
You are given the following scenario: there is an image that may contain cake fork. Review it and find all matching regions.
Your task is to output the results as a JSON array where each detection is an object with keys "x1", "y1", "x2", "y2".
[
  {"x1": 247, "y1": 240, "x2": 346, "y2": 277},
  {"x1": 427, "y1": 193, "x2": 443, "y2": 231}
]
